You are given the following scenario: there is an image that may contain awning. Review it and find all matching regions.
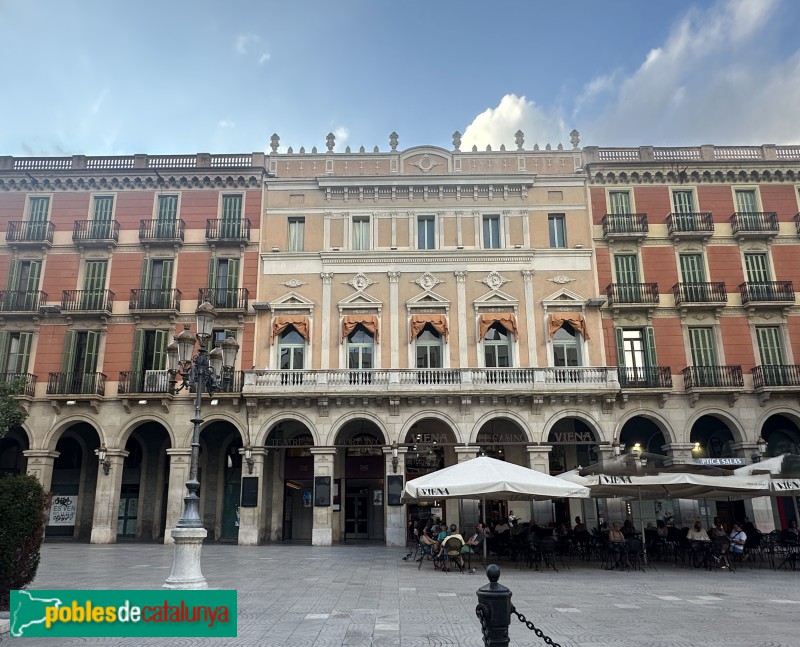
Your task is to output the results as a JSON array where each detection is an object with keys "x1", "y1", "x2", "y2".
[
  {"x1": 270, "y1": 315, "x2": 310, "y2": 344},
  {"x1": 478, "y1": 313, "x2": 518, "y2": 340},
  {"x1": 548, "y1": 312, "x2": 590, "y2": 340},
  {"x1": 341, "y1": 314, "x2": 380, "y2": 343},
  {"x1": 409, "y1": 314, "x2": 449, "y2": 343}
]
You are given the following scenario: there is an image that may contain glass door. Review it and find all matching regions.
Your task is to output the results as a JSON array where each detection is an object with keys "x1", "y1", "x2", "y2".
[{"x1": 345, "y1": 487, "x2": 369, "y2": 539}]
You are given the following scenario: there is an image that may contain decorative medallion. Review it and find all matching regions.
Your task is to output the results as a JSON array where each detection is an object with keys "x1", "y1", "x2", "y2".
[
  {"x1": 347, "y1": 272, "x2": 374, "y2": 292},
  {"x1": 412, "y1": 154, "x2": 440, "y2": 174},
  {"x1": 282, "y1": 279, "x2": 307, "y2": 288},
  {"x1": 414, "y1": 272, "x2": 442, "y2": 291},
  {"x1": 481, "y1": 271, "x2": 510, "y2": 291},
  {"x1": 548, "y1": 275, "x2": 575, "y2": 284}
]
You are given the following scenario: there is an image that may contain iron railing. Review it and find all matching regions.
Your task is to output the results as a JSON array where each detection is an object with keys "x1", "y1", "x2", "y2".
[
  {"x1": 61, "y1": 289, "x2": 114, "y2": 313},
  {"x1": 618, "y1": 367, "x2": 673, "y2": 388},
  {"x1": 752, "y1": 365, "x2": 800, "y2": 389},
  {"x1": 601, "y1": 213, "x2": 648, "y2": 236},
  {"x1": 730, "y1": 211, "x2": 778, "y2": 235},
  {"x1": 606, "y1": 283, "x2": 660, "y2": 306},
  {"x1": 682, "y1": 365, "x2": 743, "y2": 389},
  {"x1": 118, "y1": 370, "x2": 172, "y2": 395},
  {"x1": 0, "y1": 290, "x2": 48, "y2": 311},
  {"x1": 672, "y1": 282, "x2": 728, "y2": 305},
  {"x1": 47, "y1": 372, "x2": 106, "y2": 396},
  {"x1": 197, "y1": 288, "x2": 249, "y2": 310},
  {"x1": 205, "y1": 218, "x2": 251, "y2": 241},
  {"x1": 666, "y1": 212, "x2": 714, "y2": 236},
  {"x1": 0, "y1": 373, "x2": 37, "y2": 397},
  {"x1": 72, "y1": 219, "x2": 120, "y2": 243},
  {"x1": 6, "y1": 220, "x2": 54, "y2": 244},
  {"x1": 129, "y1": 288, "x2": 182, "y2": 311},
  {"x1": 739, "y1": 281, "x2": 795, "y2": 304},
  {"x1": 138, "y1": 218, "x2": 186, "y2": 242}
]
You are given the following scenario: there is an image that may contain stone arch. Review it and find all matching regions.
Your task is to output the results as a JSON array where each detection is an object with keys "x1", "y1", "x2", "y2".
[
  {"x1": 43, "y1": 417, "x2": 102, "y2": 452},
  {"x1": 255, "y1": 411, "x2": 321, "y2": 447},
  {"x1": 468, "y1": 410, "x2": 532, "y2": 445},
  {"x1": 171, "y1": 413, "x2": 245, "y2": 447},
  {"x1": 0, "y1": 426, "x2": 30, "y2": 476},
  {"x1": 118, "y1": 413, "x2": 178, "y2": 448},
  {"x1": 616, "y1": 415, "x2": 671, "y2": 455},
  {"x1": 612, "y1": 410, "x2": 676, "y2": 446},
  {"x1": 541, "y1": 410, "x2": 604, "y2": 444},
  {"x1": 399, "y1": 410, "x2": 461, "y2": 445},
  {"x1": 330, "y1": 413, "x2": 389, "y2": 446},
  {"x1": 755, "y1": 407, "x2": 800, "y2": 434},
  {"x1": 685, "y1": 408, "x2": 746, "y2": 445},
  {"x1": 759, "y1": 411, "x2": 800, "y2": 457}
]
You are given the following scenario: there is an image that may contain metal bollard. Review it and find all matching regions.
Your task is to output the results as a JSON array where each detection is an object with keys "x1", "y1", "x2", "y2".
[{"x1": 475, "y1": 564, "x2": 512, "y2": 647}]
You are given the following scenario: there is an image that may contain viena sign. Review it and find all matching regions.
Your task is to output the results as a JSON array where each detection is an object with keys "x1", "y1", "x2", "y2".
[
  {"x1": 417, "y1": 488, "x2": 450, "y2": 497},
  {"x1": 695, "y1": 458, "x2": 745, "y2": 466}
]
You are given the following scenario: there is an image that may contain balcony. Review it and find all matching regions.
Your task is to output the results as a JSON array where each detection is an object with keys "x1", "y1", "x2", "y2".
[
  {"x1": 601, "y1": 213, "x2": 648, "y2": 242},
  {"x1": 118, "y1": 370, "x2": 173, "y2": 395},
  {"x1": 129, "y1": 288, "x2": 182, "y2": 314},
  {"x1": 730, "y1": 212, "x2": 778, "y2": 239},
  {"x1": 72, "y1": 220, "x2": 119, "y2": 247},
  {"x1": 794, "y1": 213, "x2": 800, "y2": 237},
  {"x1": 606, "y1": 283, "x2": 660, "y2": 308},
  {"x1": 198, "y1": 288, "x2": 249, "y2": 312},
  {"x1": 139, "y1": 219, "x2": 186, "y2": 245},
  {"x1": 672, "y1": 282, "x2": 727, "y2": 310},
  {"x1": 205, "y1": 218, "x2": 250, "y2": 244},
  {"x1": 6, "y1": 220, "x2": 54, "y2": 247},
  {"x1": 60, "y1": 289, "x2": 114, "y2": 314},
  {"x1": 666, "y1": 212, "x2": 714, "y2": 241},
  {"x1": 682, "y1": 365, "x2": 743, "y2": 390},
  {"x1": 0, "y1": 373, "x2": 37, "y2": 397},
  {"x1": 618, "y1": 367, "x2": 673, "y2": 389},
  {"x1": 739, "y1": 281, "x2": 795, "y2": 307},
  {"x1": 753, "y1": 365, "x2": 800, "y2": 390},
  {"x1": 0, "y1": 290, "x2": 48, "y2": 313},
  {"x1": 47, "y1": 372, "x2": 106, "y2": 396}
]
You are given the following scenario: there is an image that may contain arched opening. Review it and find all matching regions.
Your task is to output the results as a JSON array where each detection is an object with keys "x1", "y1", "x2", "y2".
[
  {"x1": 547, "y1": 418, "x2": 600, "y2": 528},
  {"x1": 0, "y1": 427, "x2": 29, "y2": 476},
  {"x1": 689, "y1": 415, "x2": 736, "y2": 459},
  {"x1": 404, "y1": 418, "x2": 458, "y2": 527},
  {"x1": 761, "y1": 414, "x2": 800, "y2": 528},
  {"x1": 198, "y1": 420, "x2": 242, "y2": 542},
  {"x1": 619, "y1": 417, "x2": 667, "y2": 458}
]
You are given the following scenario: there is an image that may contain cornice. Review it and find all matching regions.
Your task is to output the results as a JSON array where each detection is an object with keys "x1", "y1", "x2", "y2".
[
  {"x1": 587, "y1": 165, "x2": 800, "y2": 186},
  {"x1": 0, "y1": 171, "x2": 267, "y2": 193}
]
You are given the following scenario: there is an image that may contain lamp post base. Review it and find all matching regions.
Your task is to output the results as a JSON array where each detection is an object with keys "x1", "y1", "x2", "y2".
[{"x1": 163, "y1": 527, "x2": 208, "y2": 589}]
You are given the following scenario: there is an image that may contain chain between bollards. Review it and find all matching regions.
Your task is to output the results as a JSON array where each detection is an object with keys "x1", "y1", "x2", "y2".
[{"x1": 511, "y1": 606, "x2": 562, "y2": 647}]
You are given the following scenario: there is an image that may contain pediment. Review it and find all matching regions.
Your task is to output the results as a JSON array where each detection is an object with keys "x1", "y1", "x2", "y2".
[
  {"x1": 406, "y1": 290, "x2": 451, "y2": 312},
  {"x1": 399, "y1": 147, "x2": 452, "y2": 175},
  {"x1": 338, "y1": 290, "x2": 383, "y2": 313},
  {"x1": 269, "y1": 291, "x2": 315, "y2": 312},
  {"x1": 473, "y1": 289, "x2": 518, "y2": 313},
  {"x1": 541, "y1": 288, "x2": 588, "y2": 312}
]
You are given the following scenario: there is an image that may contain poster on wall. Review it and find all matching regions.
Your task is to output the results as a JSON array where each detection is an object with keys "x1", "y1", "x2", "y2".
[
  {"x1": 654, "y1": 499, "x2": 675, "y2": 525},
  {"x1": 303, "y1": 490, "x2": 312, "y2": 508},
  {"x1": 373, "y1": 490, "x2": 383, "y2": 506},
  {"x1": 48, "y1": 495, "x2": 78, "y2": 526}
]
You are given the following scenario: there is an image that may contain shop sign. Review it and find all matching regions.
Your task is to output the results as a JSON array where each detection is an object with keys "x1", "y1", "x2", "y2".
[
  {"x1": 695, "y1": 458, "x2": 744, "y2": 466},
  {"x1": 49, "y1": 495, "x2": 77, "y2": 526},
  {"x1": 549, "y1": 431, "x2": 595, "y2": 444},
  {"x1": 772, "y1": 479, "x2": 800, "y2": 492},
  {"x1": 477, "y1": 432, "x2": 526, "y2": 444},
  {"x1": 411, "y1": 433, "x2": 448, "y2": 444},
  {"x1": 600, "y1": 475, "x2": 633, "y2": 484}
]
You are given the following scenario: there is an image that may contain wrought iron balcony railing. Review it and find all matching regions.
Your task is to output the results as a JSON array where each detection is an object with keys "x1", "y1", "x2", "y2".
[
  {"x1": 672, "y1": 282, "x2": 728, "y2": 305},
  {"x1": 205, "y1": 218, "x2": 251, "y2": 242},
  {"x1": 0, "y1": 373, "x2": 37, "y2": 397},
  {"x1": 197, "y1": 288, "x2": 249, "y2": 310},
  {"x1": 47, "y1": 372, "x2": 106, "y2": 396},
  {"x1": 618, "y1": 367, "x2": 673, "y2": 389},
  {"x1": 72, "y1": 219, "x2": 120, "y2": 244},
  {"x1": 0, "y1": 290, "x2": 47, "y2": 312},
  {"x1": 118, "y1": 370, "x2": 173, "y2": 395},
  {"x1": 61, "y1": 289, "x2": 114, "y2": 313},
  {"x1": 601, "y1": 213, "x2": 648, "y2": 237},
  {"x1": 739, "y1": 281, "x2": 795, "y2": 304},
  {"x1": 138, "y1": 218, "x2": 186, "y2": 243},
  {"x1": 606, "y1": 283, "x2": 660, "y2": 306},
  {"x1": 752, "y1": 365, "x2": 800, "y2": 389},
  {"x1": 6, "y1": 220, "x2": 54, "y2": 244},
  {"x1": 666, "y1": 212, "x2": 714, "y2": 236},
  {"x1": 730, "y1": 211, "x2": 778, "y2": 235},
  {"x1": 795, "y1": 212, "x2": 800, "y2": 237},
  {"x1": 682, "y1": 365, "x2": 743, "y2": 389},
  {"x1": 129, "y1": 288, "x2": 182, "y2": 311}
]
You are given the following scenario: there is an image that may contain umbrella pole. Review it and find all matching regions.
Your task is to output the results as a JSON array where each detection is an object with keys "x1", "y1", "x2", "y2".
[
  {"x1": 703, "y1": 498, "x2": 711, "y2": 531},
  {"x1": 482, "y1": 497, "x2": 488, "y2": 565},
  {"x1": 638, "y1": 488, "x2": 648, "y2": 565}
]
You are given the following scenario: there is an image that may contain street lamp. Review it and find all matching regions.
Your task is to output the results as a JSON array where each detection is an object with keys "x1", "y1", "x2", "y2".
[
  {"x1": 391, "y1": 442, "x2": 399, "y2": 474},
  {"x1": 163, "y1": 301, "x2": 239, "y2": 589}
]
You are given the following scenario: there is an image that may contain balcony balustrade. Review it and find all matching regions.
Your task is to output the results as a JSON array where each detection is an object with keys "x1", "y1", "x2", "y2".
[
  {"x1": 752, "y1": 365, "x2": 800, "y2": 389},
  {"x1": 129, "y1": 288, "x2": 182, "y2": 312},
  {"x1": 739, "y1": 281, "x2": 795, "y2": 305},
  {"x1": 601, "y1": 213, "x2": 648, "y2": 241},
  {"x1": 682, "y1": 365, "x2": 743, "y2": 389},
  {"x1": 666, "y1": 212, "x2": 714, "y2": 240},
  {"x1": 198, "y1": 288, "x2": 249, "y2": 311},
  {"x1": 672, "y1": 282, "x2": 728, "y2": 306},
  {"x1": 606, "y1": 283, "x2": 660, "y2": 307},
  {"x1": 730, "y1": 211, "x2": 778, "y2": 238},
  {"x1": 47, "y1": 372, "x2": 106, "y2": 396},
  {"x1": 205, "y1": 218, "x2": 250, "y2": 243},
  {"x1": 6, "y1": 220, "x2": 54, "y2": 246},
  {"x1": 0, "y1": 373, "x2": 37, "y2": 397},
  {"x1": 118, "y1": 370, "x2": 172, "y2": 395},
  {"x1": 72, "y1": 219, "x2": 119, "y2": 245},
  {"x1": 618, "y1": 367, "x2": 673, "y2": 389},
  {"x1": 61, "y1": 289, "x2": 114, "y2": 313},
  {"x1": 0, "y1": 290, "x2": 47, "y2": 312},
  {"x1": 139, "y1": 218, "x2": 185, "y2": 244}
]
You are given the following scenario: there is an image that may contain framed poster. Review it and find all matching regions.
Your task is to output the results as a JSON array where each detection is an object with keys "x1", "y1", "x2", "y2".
[
  {"x1": 373, "y1": 490, "x2": 383, "y2": 506},
  {"x1": 49, "y1": 495, "x2": 78, "y2": 526},
  {"x1": 241, "y1": 477, "x2": 259, "y2": 508},
  {"x1": 387, "y1": 475, "x2": 404, "y2": 506},
  {"x1": 314, "y1": 476, "x2": 331, "y2": 507}
]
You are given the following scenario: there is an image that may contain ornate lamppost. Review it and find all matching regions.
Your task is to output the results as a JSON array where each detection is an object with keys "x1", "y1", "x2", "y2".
[{"x1": 163, "y1": 301, "x2": 239, "y2": 589}]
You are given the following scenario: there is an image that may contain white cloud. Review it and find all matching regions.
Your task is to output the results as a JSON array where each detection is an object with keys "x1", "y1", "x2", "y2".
[
  {"x1": 334, "y1": 127, "x2": 349, "y2": 145},
  {"x1": 258, "y1": 52, "x2": 271, "y2": 65},
  {"x1": 90, "y1": 88, "x2": 108, "y2": 115},
  {"x1": 235, "y1": 33, "x2": 258, "y2": 55},
  {"x1": 461, "y1": 94, "x2": 567, "y2": 151},
  {"x1": 218, "y1": 120, "x2": 235, "y2": 129}
]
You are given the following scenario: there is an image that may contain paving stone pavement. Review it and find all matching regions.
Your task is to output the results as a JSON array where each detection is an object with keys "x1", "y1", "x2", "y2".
[{"x1": 1, "y1": 542, "x2": 798, "y2": 646}]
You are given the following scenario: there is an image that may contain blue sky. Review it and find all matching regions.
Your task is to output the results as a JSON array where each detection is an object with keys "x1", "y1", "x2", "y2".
[{"x1": 1, "y1": 0, "x2": 799, "y2": 156}]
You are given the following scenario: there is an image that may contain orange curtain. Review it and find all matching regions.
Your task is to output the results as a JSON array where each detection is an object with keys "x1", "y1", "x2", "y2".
[
  {"x1": 478, "y1": 313, "x2": 518, "y2": 340},
  {"x1": 409, "y1": 314, "x2": 449, "y2": 343},
  {"x1": 341, "y1": 314, "x2": 380, "y2": 343},
  {"x1": 271, "y1": 315, "x2": 310, "y2": 343},
  {"x1": 547, "y1": 312, "x2": 590, "y2": 340}
]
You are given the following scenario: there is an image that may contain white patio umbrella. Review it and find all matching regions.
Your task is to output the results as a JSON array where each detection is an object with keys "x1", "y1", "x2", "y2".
[{"x1": 734, "y1": 454, "x2": 800, "y2": 520}]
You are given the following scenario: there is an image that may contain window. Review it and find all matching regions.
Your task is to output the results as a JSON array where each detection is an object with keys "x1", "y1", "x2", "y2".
[
  {"x1": 678, "y1": 253, "x2": 708, "y2": 301},
  {"x1": 552, "y1": 324, "x2": 580, "y2": 367},
  {"x1": 347, "y1": 325, "x2": 374, "y2": 370},
  {"x1": 735, "y1": 189, "x2": 758, "y2": 213},
  {"x1": 744, "y1": 253, "x2": 770, "y2": 282},
  {"x1": 672, "y1": 190, "x2": 695, "y2": 213},
  {"x1": 207, "y1": 257, "x2": 240, "y2": 308},
  {"x1": 288, "y1": 217, "x2": 305, "y2": 252},
  {"x1": 415, "y1": 324, "x2": 442, "y2": 369},
  {"x1": 81, "y1": 261, "x2": 108, "y2": 309},
  {"x1": 220, "y1": 194, "x2": 243, "y2": 237},
  {"x1": 548, "y1": 214, "x2": 567, "y2": 248},
  {"x1": 60, "y1": 330, "x2": 101, "y2": 393},
  {"x1": 616, "y1": 327, "x2": 657, "y2": 386},
  {"x1": 613, "y1": 254, "x2": 641, "y2": 301},
  {"x1": 27, "y1": 196, "x2": 50, "y2": 239},
  {"x1": 483, "y1": 323, "x2": 511, "y2": 368},
  {"x1": 279, "y1": 327, "x2": 305, "y2": 370},
  {"x1": 131, "y1": 329, "x2": 170, "y2": 392},
  {"x1": 689, "y1": 327, "x2": 717, "y2": 366},
  {"x1": 5, "y1": 260, "x2": 42, "y2": 310},
  {"x1": 90, "y1": 196, "x2": 114, "y2": 238},
  {"x1": 609, "y1": 191, "x2": 632, "y2": 214},
  {"x1": 155, "y1": 195, "x2": 178, "y2": 237},
  {"x1": 757, "y1": 326, "x2": 786, "y2": 385},
  {"x1": 417, "y1": 215, "x2": 436, "y2": 250},
  {"x1": 483, "y1": 215, "x2": 501, "y2": 249},
  {"x1": 352, "y1": 216, "x2": 370, "y2": 250},
  {"x1": 0, "y1": 331, "x2": 33, "y2": 375},
  {"x1": 138, "y1": 258, "x2": 174, "y2": 308}
]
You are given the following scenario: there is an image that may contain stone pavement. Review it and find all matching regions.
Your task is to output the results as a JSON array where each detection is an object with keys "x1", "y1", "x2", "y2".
[{"x1": 1, "y1": 542, "x2": 798, "y2": 646}]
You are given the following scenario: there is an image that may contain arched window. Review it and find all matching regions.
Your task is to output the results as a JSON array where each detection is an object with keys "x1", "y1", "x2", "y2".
[
  {"x1": 484, "y1": 323, "x2": 511, "y2": 368},
  {"x1": 553, "y1": 324, "x2": 580, "y2": 367},
  {"x1": 347, "y1": 325, "x2": 374, "y2": 370},
  {"x1": 279, "y1": 326, "x2": 305, "y2": 371},
  {"x1": 415, "y1": 324, "x2": 442, "y2": 369}
]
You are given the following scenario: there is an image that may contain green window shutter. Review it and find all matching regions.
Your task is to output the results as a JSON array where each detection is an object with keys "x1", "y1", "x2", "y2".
[
  {"x1": 643, "y1": 326, "x2": 657, "y2": 371},
  {"x1": 735, "y1": 190, "x2": 757, "y2": 213},
  {"x1": 131, "y1": 329, "x2": 145, "y2": 376},
  {"x1": 26, "y1": 261, "x2": 42, "y2": 292},
  {"x1": 61, "y1": 331, "x2": 77, "y2": 374},
  {"x1": 689, "y1": 328, "x2": 716, "y2": 366},
  {"x1": 614, "y1": 328, "x2": 626, "y2": 369},
  {"x1": 84, "y1": 261, "x2": 107, "y2": 291},
  {"x1": 83, "y1": 331, "x2": 100, "y2": 374},
  {"x1": 756, "y1": 327, "x2": 784, "y2": 366},
  {"x1": 222, "y1": 195, "x2": 242, "y2": 220},
  {"x1": 672, "y1": 191, "x2": 694, "y2": 213},
  {"x1": 140, "y1": 258, "x2": 153, "y2": 290},
  {"x1": 28, "y1": 197, "x2": 50, "y2": 222},
  {"x1": 153, "y1": 330, "x2": 169, "y2": 370},
  {"x1": 6, "y1": 260, "x2": 20, "y2": 291},
  {"x1": 744, "y1": 253, "x2": 770, "y2": 282},
  {"x1": 679, "y1": 254, "x2": 705, "y2": 283},
  {"x1": 157, "y1": 195, "x2": 177, "y2": 221},
  {"x1": 609, "y1": 191, "x2": 631, "y2": 214},
  {"x1": 227, "y1": 258, "x2": 240, "y2": 290},
  {"x1": 0, "y1": 331, "x2": 9, "y2": 373},
  {"x1": 17, "y1": 332, "x2": 33, "y2": 374},
  {"x1": 208, "y1": 257, "x2": 219, "y2": 291},
  {"x1": 161, "y1": 259, "x2": 174, "y2": 291},
  {"x1": 614, "y1": 254, "x2": 640, "y2": 283},
  {"x1": 93, "y1": 196, "x2": 114, "y2": 221}
]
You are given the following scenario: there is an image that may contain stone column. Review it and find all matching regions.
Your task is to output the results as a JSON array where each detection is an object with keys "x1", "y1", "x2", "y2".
[
  {"x1": 521, "y1": 270, "x2": 536, "y2": 367},
  {"x1": 733, "y1": 443, "x2": 775, "y2": 532},
  {"x1": 24, "y1": 449, "x2": 60, "y2": 491},
  {"x1": 662, "y1": 442, "x2": 695, "y2": 466},
  {"x1": 527, "y1": 445, "x2": 554, "y2": 525},
  {"x1": 237, "y1": 447, "x2": 268, "y2": 546},
  {"x1": 90, "y1": 449, "x2": 129, "y2": 544},
  {"x1": 388, "y1": 271, "x2": 400, "y2": 369},
  {"x1": 311, "y1": 447, "x2": 336, "y2": 546},
  {"x1": 163, "y1": 448, "x2": 192, "y2": 545},
  {"x1": 320, "y1": 273, "x2": 334, "y2": 370},
  {"x1": 454, "y1": 270, "x2": 469, "y2": 371},
  {"x1": 383, "y1": 446, "x2": 407, "y2": 547}
]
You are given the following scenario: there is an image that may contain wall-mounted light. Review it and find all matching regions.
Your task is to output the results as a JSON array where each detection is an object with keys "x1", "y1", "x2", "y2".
[
  {"x1": 286, "y1": 481, "x2": 302, "y2": 490},
  {"x1": 66, "y1": 400, "x2": 77, "y2": 406},
  {"x1": 244, "y1": 444, "x2": 254, "y2": 474},
  {"x1": 138, "y1": 400, "x2": 147, "y2": 405},
  {"x1": 95, "y1": 444, "x2": 111, "y2": 475},
  {"x1": 693, "y1": 442, "x2": 701, "y2": 453},
  {"x1": 391, "y1": 442, "x2": 399, "y2": 474}
]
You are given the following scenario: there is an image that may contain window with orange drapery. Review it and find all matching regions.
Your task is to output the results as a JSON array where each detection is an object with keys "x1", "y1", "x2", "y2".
[
  {"x1": 270, "y1": 315, "x2": 311, "y2": 344},
  {"x1": 478, "y1": 313, "x2": 518, "y2": 340},
  {"x1": 340, "y1": 314, "x2": 380, "y2": 343},
  {"x1": 547, "y1": 312, "x2": 590, "y2": 340},
  {"x1": 409, "y1": 314, "x2": 449, "y2": 343}
]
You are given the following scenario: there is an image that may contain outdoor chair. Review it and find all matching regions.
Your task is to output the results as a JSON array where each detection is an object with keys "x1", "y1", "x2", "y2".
[
  {"x1": 534, "y1": 536, "x2": 559, "y2": 573},
  {"x1": 710, "y1": 536, "x2": 732, "y2": 572},
  {"x1": 624, "y1": 537, "x2": 645, "y2": 573},
  {"x1": 441, "y1": 536, "x2": 465, "y2": 573},
  {"x1": 417, "y1": 541, "x2": 436, "y2": 570}
]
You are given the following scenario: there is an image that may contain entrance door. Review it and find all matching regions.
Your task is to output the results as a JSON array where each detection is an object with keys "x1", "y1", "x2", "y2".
[
  {"x1": 345, "y1": 488, "x2": 369, "y2": 538},
  {"x1": 117, "y1": 485, "x2": 139, "y2": 539},
  {"x1": 221, "y1": 480, "x2": 241, "y2": 540}
]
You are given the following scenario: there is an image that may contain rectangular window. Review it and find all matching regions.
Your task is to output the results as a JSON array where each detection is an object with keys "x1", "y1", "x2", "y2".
[
  {"x1": 5, "y1": 260, "x2": 42, "y2": 310},
  {"x1": 744, "y1": 253, "x2": 770, "y2": 282},
  {"x1": 288, "y1": 217, "x2": 305, "y2": 252},
  {"x1": 352, "y1": 216, "x2": 370, "y2": 250},
  {"x1": 138, "y1": 258, "x2": 174, "y2": 308},
  {"x1": 689, "y1": 327, "x2": 717, "y2": 366},
  {"x1": 615, "y1": 327, "x2": 658, "y2": 387},
  {"x1": 208, "y1": 258, "x2": 240, "y2": 308},
  {"x1": 0, "y1": 331, "x2": 33, "y2": 375},
  {"x1": 28, "y1": 196, "x2": 50, "y2": 222},
  {"x1": 155, "y1": 195, "x2": 178, "y2": 237},
  {"x1": 220, "y1": 194, "x2": 243, "y2": 237},
  {"x1": 482, "y1": 215, "x2": 501, "y2": 249},
  {"x1": 735, "y1": 189, "x2": 758, "y2": 213},
  {"x1": 60, "y1": 330, "x2": 101, "y2": 392},
  {"x1": 672, "y1": 190, "x2": 695, "y2": 213},
  {"x1": 548, "y1": 214, "x2": 567, "y2": 248},
  {"x1": 756, "y1": 326, "x2": 784, "y2": 366},
  {"x1": 90, "y1": 196, "x2": 114, "y2": 238},
  {"x1": 417, "y1": 216, "x2": 436, "y2": 250},
  {"x1": 679, "y1": 254, "x2": 705, "y2": 283},
  {"x1": 609, "y1": 191, "x2": 632, "y2": 214},
  {"x1": 81, "y1": 261, "x2": 108, "y2": 309}
]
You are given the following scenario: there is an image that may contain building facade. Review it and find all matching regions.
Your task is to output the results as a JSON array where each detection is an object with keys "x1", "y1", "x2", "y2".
[{"x1": 0, "y1": 137, "x2": 798, "y2": 546}]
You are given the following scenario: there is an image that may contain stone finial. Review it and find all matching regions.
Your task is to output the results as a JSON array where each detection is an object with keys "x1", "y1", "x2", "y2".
[
  {"x1": 287, "y1": 147, "x2": 293, "y2": 154},
  {"x1": 359, "y1": 146, "x2": 365, "y2": 153},
  {"x1": 500, "y1": 144, "x2": 506, "y2": 151},
  {"x1": 270, "y1": 133, "x2": 280, "y2": 153},
  {"x1": 486, "y1": 145, "x2": 492, "y2": 152},
  {"x1": 389, "y1": 132, "x2": 399, "y2": 151},
  {"x1": 345, "y1": 146, "x2": 351, "y2": 153},
  {"x1": 545, "y1": 143, "x2": 552, "y2": 151},
  {"x1": 299, "y1": 147, "x2": 305, "y2": 154},
  {"x1": 373, "y1": 146, "x2": 379, "y2": 153},
  {"x1": 557, "y1": 143, "x2": 563, "y2": 151},
  {"x1": 452, "y1": 131, "x2": 462, "y2": 151},
  {"x1": 326, "y1": 132, "x2": 335, "y2": 152},
  {"x1": 533, "y1": 144, "x2": 539, "y2": 151},
  {"x1": 472, "y1": 145, "x2": 478, "y2": 152},
  {"x1": 312, "y1": 146, "x2": 318, "y2": 154},
  {"x1": 570, "y1": 129, "x2": 580, "y2": 149},
  {"x1": 515, "y1": 130, "x2": 524, "y2": 151}
]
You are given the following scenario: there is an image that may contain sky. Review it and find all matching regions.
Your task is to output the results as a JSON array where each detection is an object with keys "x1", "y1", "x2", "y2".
[{"x1": 1, "y1": 0, "x2": 799, "y2": 157}]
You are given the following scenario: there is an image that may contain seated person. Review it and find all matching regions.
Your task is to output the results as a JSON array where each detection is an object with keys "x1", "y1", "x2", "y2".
[
  {"x1": 620, "y1": 519, "x2": 636, "y2": 538},
  {"x1": 686, "y1": 520, "x2": 710, "y2": 542},
  {"x1": 709, "y1": 518, "x2": 727, "y2": 539},
  {"x1": 729, "y1": 522, "x2": 747, "y2": 556},
  {"x1": 438, "y1": 524, "x2": 466, "y2": 570},
  {"x1": 573, "y1": 516, "x2": 586, "y2": 533},
  {"x1": 784, "y1": 519, "x2": 799, "y2": 541},
  {"x1": 605, "y1": 522, "x2": 627, "y2": 569},
  {"x1": 686, "y1": 520, "x2": 711, "y2": 567},
  {"x1": 656, "y1": 520, "x2": 669, "y2": 539},
  {"x1": 464, "y1": 522, "x2": 486, "y2": 554}
]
